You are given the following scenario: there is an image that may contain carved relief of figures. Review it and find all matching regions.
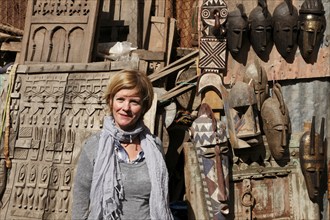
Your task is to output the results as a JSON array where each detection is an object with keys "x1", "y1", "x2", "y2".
[
  {"x1": 59, "y1": 168, "x2": 72, "y2": 213},
  {"x1": 12, "y1": 164, "x2": 27, "y2": 208},
  {"x1": 26, "y1": 165, "x2": 37, "y2": 210},
  {"x1": 37, "y1": 166, "x2": 49, "y2": 211},
  {"x1": 48, "y1": 167, "x2": 59, "y2": 212}
]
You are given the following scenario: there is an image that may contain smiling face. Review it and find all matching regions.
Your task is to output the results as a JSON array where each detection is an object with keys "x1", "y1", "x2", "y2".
[{"x1": 111, "y1": 88, "x2": 144, "y2": 131}]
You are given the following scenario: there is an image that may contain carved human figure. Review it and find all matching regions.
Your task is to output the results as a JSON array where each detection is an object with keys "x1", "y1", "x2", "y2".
[
  {"x1": 13, "y1": 164, "x2": 27, "y2": 208},
  {"x1": 226, "y1": 4, "x2": 249, "y2": 56},
  {"x1": 273, "y1": 0, "x2": 299, "y2": 61},
  {"x1": 38, "y1": 167, "x2": 48, "y2": 210},
  {"x1": 300, "y1": 117, "x2": 326, "y2": 202},
  {"x1": 48, "y1": 167, "x2": 59, "y2": 212},
  {"x1": 26, "y1": 165, "x2": 37, "y2": 210},
  {"x1": 248, "y1": 0, "x2": 273, "y2": 60},
  {"x1": 59, "y1": 168, "x2": 71, "y2": 213},
  {"x1": 261, "y1": 83, "x2": 291, "y2": 161},
  {"x1": 298, "y1": 0, "x2": 326, "y2": 63}
]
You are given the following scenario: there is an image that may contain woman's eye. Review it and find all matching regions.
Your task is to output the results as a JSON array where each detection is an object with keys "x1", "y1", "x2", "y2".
[
  {"x1": 130, "y1": 100, "x2": 141, "y2": 105},
  {"x1": 116, "y1": 98, "x2": 124, "y2": 102}
]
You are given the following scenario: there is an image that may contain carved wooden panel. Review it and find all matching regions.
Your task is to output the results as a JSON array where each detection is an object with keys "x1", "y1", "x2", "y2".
[
  {"x1": 0, "y1": 70, "x2": 115, "y2": 219},
  {"x1": 19, "y1": 0, "x2": 102, "y2": 64}
]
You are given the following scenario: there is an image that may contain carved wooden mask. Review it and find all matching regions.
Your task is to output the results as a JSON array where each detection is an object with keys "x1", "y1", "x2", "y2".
[
  {"x1": 261, "y1": 83, "x2": 291, "y2": 160},
  {"x1": 248, "y1": 0, "x2": 273, "y2": 57},
  {"x1": 273, "y1": 0, "x2": 299, "y2": 59},
  {"x1": 298, "y1": 0, "x2": 326, "y2": 63},
  {"x1": 226, "y1": 4, "x2": 249, "y2": 54},
  {"x1": 299, "y1": 117, "x2": 327, "y2": 202}
]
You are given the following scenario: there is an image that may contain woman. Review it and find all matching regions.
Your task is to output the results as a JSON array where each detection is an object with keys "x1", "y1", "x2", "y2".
[{"x1": 72, "y1": 69, "x2": 173, "y2": 220}]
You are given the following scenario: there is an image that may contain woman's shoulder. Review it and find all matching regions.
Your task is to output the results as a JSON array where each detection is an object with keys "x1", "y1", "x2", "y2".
[
  {"x1": 148, "y1": 133, "x2": 165, "y2": 156},
  {"x1": 81, "y1": 131, "x2": 102, "y2": 160}
]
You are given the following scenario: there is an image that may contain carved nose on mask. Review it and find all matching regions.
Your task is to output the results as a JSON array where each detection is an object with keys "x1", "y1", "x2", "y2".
[{"x1": 281, "y1": 128, "x2": 287, "y2": 146}]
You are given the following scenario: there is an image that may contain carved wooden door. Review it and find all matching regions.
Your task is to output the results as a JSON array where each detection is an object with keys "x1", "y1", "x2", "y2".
[{"x1": 19, "y1": 0, "x2": 101, "y2": 64}]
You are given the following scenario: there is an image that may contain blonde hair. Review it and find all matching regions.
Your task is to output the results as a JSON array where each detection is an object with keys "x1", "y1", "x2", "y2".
[{"x1": 104, "y1": 69, "x2": 154, "y2": 116}]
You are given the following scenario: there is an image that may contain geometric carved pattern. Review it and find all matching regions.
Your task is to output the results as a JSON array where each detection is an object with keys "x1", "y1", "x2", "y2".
[
  {"x1": 199, "y1": 38, "x2": 227, "y2": 72},
  {"x1": 0, "y1": 71, "x2": 114, "y2": 219}
]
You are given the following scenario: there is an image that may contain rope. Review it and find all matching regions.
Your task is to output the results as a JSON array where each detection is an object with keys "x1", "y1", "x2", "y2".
[{"x1": 0, "y1": 63, "x2": 18, "y2": 168}]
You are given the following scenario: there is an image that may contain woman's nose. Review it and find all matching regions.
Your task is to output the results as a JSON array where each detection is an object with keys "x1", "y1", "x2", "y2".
[{"x1": 122, "y1": 101, "x2": 130, "y2": 110}]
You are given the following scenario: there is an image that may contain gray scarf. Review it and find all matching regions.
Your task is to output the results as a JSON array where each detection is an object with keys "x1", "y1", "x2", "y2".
[{"x1": 89, "y1": 116, "x2": 173, "y2": 220}]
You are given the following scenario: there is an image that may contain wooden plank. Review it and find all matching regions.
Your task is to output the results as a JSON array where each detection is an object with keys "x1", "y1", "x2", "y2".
[
  {"x1": 15, "y1": 61, "x2": 136, "y2": 74},
  {"x1": 143, "y1": 91, "x2": 158, "y2": 134},
  {"x1": 143, "y1": 0, "x2": 153, "y2": 49},
  {"x1": 0, "y1": 41, "x2": 21, "y2": 52},
  {"x1": 148, "y1": 50, "x2": 198, "y2": 81},
  {"x1": 159, "y1": 74, "x2": 198, "y2": 102},
  {"x1": 148, "y1": 16, "x2": 168, "y2": 53},
  {"x1": 183, "y1": 142, "x2": 209, "y2": 220},
  {"x1": 149, "y1": 59, "x2": 196, "y2": 82},
  {"x1": 132, "y1": 49, "x2": 165, "y2": 61},
  {"x1": 166, "y1": 18, "x2": 176, "y2": 65}
]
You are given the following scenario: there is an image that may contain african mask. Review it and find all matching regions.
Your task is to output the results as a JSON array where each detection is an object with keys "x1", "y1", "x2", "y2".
[
  {"x1": 201, "y1": 0, "x2": 228, "y2": 37},
  {"x1": 226, "y1": 4, "x2": 249, "y2": 55},
  {"x1": 300, "y1": 117, "x2": 326, "y2": 202},
  {"x1": 227, "y1": 81, "x2": 261, "y2": 149},
  {"x1": 261, "y1": 83, "x2": 291, "y2": 161},
  {"x1": 243, "y1": 59, "x2": 269, "y2": 111},
  {"x1": 298, "y1": 0, "x2": 326, "y2": 63},
  {"x1": 249, "y1": 0, "x2": 273, "y2": 58},
  {"x1": 273, "y1": 0, "x2": 299, "y2": 60}
]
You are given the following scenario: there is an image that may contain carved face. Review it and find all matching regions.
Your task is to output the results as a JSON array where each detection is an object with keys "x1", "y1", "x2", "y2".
[
  {"x1": 273, "y1": 2, "x2": 299, "y2": 58},
  {"x1": 227, "y1": 12, "x2": 249, "y2": 54},
  {"x1": 261, "y1": 86, "x2": 291, "y2": 160},
  {"x1": 262, "y1": 113, "x2": 290, "y2": 160},
  {"x1": 300, "y1": 131, "x2": 325, "y2": 201},
  {"x1": 298, "y1": 14, "x2": 326, "y2": 62},
  {"x1": 249, "y1": 7, "x2": 273, "y2": 55}
]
